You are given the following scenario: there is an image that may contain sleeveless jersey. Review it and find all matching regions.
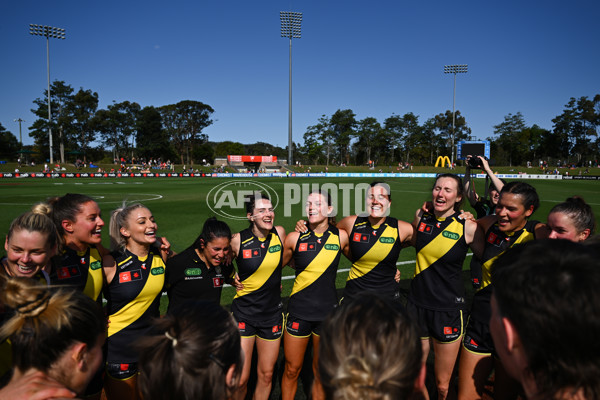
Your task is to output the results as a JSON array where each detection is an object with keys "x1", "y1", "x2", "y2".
[
  {"x1": 288, "y1": 225, "x2": 342, "y2": 321},
  {"x1": 470, "y1": 220, "x2": 539, "y2": 323},
  {"x1": 344, "y1": 216, "x2": 401, "y2": 301},
  {"x1": 231, "y1": 227, "x2": 283, "y2": 321},
  {"x1": 51, "y1": 246, "x2": 103, "y2": 302},
  {"x1": 105, "y1": 248, "x2": 165, "y2": 363},
  {"x1": 409, "y1": 211, "x2": 469, "y2": 311}
]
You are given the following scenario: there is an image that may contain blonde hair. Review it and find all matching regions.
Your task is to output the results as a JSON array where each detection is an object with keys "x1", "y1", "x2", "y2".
[
  {"x1": 109, "y1": 203, "x2": 148, "y2": 251},
  {"x1": 319, "y1": 294, "x2": 422, "y2": 400},
  {"x1": 7, "y1": 207, "x2": 59, "y2": 251},
  {"x1": 0, "y1": 277, "x2": 104, "y2": 373}
]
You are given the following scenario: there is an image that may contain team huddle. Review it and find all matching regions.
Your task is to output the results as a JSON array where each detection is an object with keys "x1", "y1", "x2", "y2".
[{"x1": 0, "y1": 172, "x2": 598, "y2": 400}]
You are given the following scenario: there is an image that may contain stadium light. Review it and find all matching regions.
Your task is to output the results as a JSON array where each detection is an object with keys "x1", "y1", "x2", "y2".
[
  {"x1": 30, "y1": 24, "x2": 66, "y2": 164},
  {"x1": 280, "y1": 11, "x2": 302, "y2": 166},
  {"x1": 14, "y1": 118, "x2": 25, "y2": 146},
  {"x1": 444, "y1": 64, "x2": 468, "y2": 165}
]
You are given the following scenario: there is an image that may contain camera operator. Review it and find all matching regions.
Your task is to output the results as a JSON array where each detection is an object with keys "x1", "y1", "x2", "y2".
[
  {"x1": 463, "y1": 155, "x2": 505, "y2": 219},
  {"x1": 463, "y1": 155, "x2": 505, "y2": 290}
]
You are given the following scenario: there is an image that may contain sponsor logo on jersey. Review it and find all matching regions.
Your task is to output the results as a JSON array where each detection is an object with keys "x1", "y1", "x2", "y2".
[
  {"x1": 57, "y1": 265, "x2": 81, "y2": 279},
  {"x1": 119, "y1": 269, "x2": 143, "y2": 283},
  {"x1": 379, "y1": 237, "x2": 395, "y2": 244},
  {"x1": 324, "y1": 244, "x2": 340, "y2": 251},
  {"x1": 185, "y1": 268, "x2": 202, "y2": 277},
  {"x1": 442, "y1": 231, "x2": 460, "y2": 240},
  {"x1": 212, "y1": 277, "x2": 223, "y2": 287},
  {"x1": 151, "y1": 266, "x2": 165, "y2": 275},
  {"x1": 243, "y1": 249, "x2": 260, "y2": 259},
  {"x1": 119, "y1": 259, "x2": 134, "y2": 270},
  {"x1": 418, "y1": 222, "x2": 433, "y2": 233},
  {"x1": 352, "y1": 233, "x2": 370, "y2": 243},
  {"x1": 268, "y1": 244, "x2": 282, "y2": 253},
  {"x1": 487, "y1": 232, "x2": 503, "y2": 246},
  {"x1": 90, "y1": 261, "x2": 102, "y2": 270},
  {"x1": 80, "y1": 257, "x2": 86, "y2": 264},
  {"x1": 299, "y1": 243, "x2": 316, "y2": 252}
]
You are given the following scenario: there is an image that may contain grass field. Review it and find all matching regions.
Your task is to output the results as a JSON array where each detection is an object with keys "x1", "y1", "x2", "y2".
[
  {"x1": 2, "y1": 176, "x2": 598, "y2": 398},
  {"x1": 1, "y1": 176, "x2": 599, "y2": 309}
]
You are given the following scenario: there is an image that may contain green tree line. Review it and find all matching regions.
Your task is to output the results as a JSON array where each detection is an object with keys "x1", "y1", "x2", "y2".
[
  {"x1": 299, "y1": 95, "x2": 600, "y2": 167},
  {"x1": 1, "y1": 81, "x2": 598, "y2": 167}
]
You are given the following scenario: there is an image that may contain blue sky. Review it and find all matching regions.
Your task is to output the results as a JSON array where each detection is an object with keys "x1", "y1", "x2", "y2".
[{"x1": 1, "y1": 1, "x2": 599, "y2": 150}]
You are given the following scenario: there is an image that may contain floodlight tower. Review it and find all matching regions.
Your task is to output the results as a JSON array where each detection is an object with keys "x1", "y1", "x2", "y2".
[
  {"x1": 280, "y1": 11, "x2": 302, "y2": 166},
  {"x1": 30, "y1": 24, "x2": 66, "y2": 164},
  {"x1": 444, "y1": 64, "x2": 468, "y2": 165},
  {"x1": 14, "y1": 118, "x2": 25, "y2": 145}
]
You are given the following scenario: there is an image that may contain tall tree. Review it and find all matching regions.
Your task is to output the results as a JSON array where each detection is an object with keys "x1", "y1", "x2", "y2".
[
  {"x1": 94, "y1": 101, "x2": 141, "y2": 161},
  {"x1": 493, "y1": 112, "x2": 527, "y2": 166},
  {"x1": 552, "y1": 96, "x2": 599, "y2": 164},
  {"x1": 400, "y1": 113, "x2": 422, "y2": 164},
  {"x1": 136, "y1": 106, "x2": 175, "y2": 161},
  {"x1": 0, "y1": 123, "x2": 20, "y2": 160},
  {"x1": 433, "y1": 110, "x2": 472, "y2": 161},
  {"x1": 29, "y1": 80, "x2": 75, "y2": 163},
  {"x1": 66, "y1": 88, "x2": 99, "y2": 162},
  {"x1": 355, "y1": 117, "x2": 383, "y2": 165},
  {"x1": 383, "y1": 114, "x2": 405, "y2": 164},
  {"x1": 302, "y1": 115, "x2": 330, "y2": 165},
  {"x1": 159, "y1": 100, "x2": 214, "y2": 165},
  {"x1": 330, "y1": 109, "x2": 356, "y2": 165}
]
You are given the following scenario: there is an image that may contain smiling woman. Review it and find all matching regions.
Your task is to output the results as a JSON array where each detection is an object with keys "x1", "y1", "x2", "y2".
[
  {"x1": 103, "y1": 203, "x2": 167, "y2": 400},
  {"x1": 1, "y1": 209, "x2": 58, "y2": 281},
  {"x1": 166, "y1": 217, "x2": 236, "y2": 313}
]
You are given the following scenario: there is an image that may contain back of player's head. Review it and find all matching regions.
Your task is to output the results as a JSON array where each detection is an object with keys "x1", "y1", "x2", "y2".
[
  {"x1": 193, "y1": 217, "x2": 232, "y2": 249},
  {"x1": 549, "y1": 196, "x2": 596, "y2": 236},
  {"x1": 318, "y1": 293, "x2": 422, "y2": 400},
  {"x1": 138, "y1": 299, "x2": 242, "y2": 400},
  {"x1": 500, "y1": 181, "x2": 540, "y2": 213},
  {"x1": 0, "y1": 277, "x2": 104, "y2": 373},
  {"x1": 492, "y1": 239, "x2": 600, "y2": 399}
]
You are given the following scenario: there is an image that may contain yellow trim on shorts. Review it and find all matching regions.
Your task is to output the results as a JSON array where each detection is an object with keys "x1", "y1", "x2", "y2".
[
  {"x1": 284, "y1": 327, "x2": 311, "y2": 339},
  {"x1": 462, "y1": 312, "x2": 492, "y2": 355},
  {"x1": 433, "y1": 310, "x2": 465, "y2": 344},
  {"x1": 461, "y1": 344, "x2": 492, "y2": 356}
]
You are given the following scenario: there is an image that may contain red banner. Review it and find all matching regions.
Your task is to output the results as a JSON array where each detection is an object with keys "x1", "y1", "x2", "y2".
[{"x1": 227, "y1": 155, "x2": 277, "y2": 162}]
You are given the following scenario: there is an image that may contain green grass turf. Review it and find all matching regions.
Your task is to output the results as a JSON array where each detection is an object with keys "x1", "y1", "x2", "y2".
[
  {"x1": 1, "y1": 176, "x2": 599, "y2": 312},
  {"x1": 2, "y1": 176, "x2": 598, "y2": 398}
]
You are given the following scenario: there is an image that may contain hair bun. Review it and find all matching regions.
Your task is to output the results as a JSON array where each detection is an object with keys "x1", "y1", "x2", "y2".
[{"x1": 1, "y1": 278, "x2": 51, "y2": 318}]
